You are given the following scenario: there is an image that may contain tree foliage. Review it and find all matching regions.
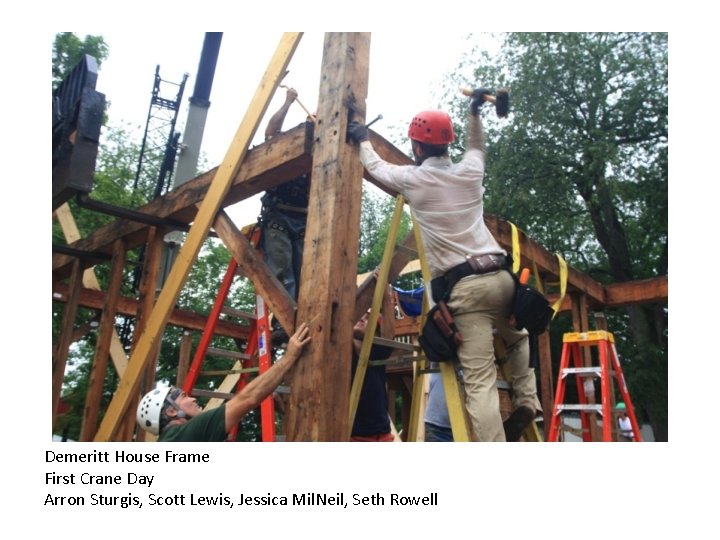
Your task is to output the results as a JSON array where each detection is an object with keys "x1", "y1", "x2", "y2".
[
  {"x1": 52, "y1": 32, "x2": 109, "y2": 88},
  {"x1": 446, "y1": 33, "x2": 667, "y2": 280},
  {"x1": 442, "y1": 32, "x2": 668, "y2": 439},
  {"x1": 359, "y1": 186, "x2": 412, "y2": 269}
]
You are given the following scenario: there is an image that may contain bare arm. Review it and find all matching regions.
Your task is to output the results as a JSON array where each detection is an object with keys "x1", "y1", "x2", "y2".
[
  {"x1": 224, "y1": 321, "x2": 310, "y2": 428},
  {"x1": 265, "y1": 88, "x2": 298, "y2": 140}
]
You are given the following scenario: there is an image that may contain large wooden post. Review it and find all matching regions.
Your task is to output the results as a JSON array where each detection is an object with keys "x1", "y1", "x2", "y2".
[
  {"x1": 538, "y1": 331, "x2": 554, "y2": 430},
  {"x1": 285, "y1": 33, "x2": 371, "y2": 441}
]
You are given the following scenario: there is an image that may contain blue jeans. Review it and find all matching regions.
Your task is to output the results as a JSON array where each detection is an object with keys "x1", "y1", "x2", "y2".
[
  {"x1": 260, "y1": 208, "x2": 306, "y2": 304},
  {"x1": 424, "y1": 422, "x2": 454, "y2": 442}
]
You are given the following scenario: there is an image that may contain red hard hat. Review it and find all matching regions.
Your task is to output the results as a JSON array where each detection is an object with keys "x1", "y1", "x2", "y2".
[{"x1": 408, "y1": 110, "x2": 455, "y2": 145}]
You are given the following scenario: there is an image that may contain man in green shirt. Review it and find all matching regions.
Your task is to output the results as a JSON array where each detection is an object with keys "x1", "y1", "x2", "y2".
[{"x1": 137, "y1": 322, "x2": 311, "y2": 442}]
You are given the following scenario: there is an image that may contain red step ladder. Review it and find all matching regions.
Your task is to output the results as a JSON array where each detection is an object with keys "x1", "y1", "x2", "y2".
[
  {"x1": 547, "y1": 331, "x2": 642, "y2": 442},
  {"x1": 182, "y1": 255, "x2": 277, "y2": 442}
]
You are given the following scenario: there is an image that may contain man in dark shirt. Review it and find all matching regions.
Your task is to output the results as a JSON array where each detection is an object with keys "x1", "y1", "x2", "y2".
[
  {"x1": 259, "y1": 87, "x2": 312, "y2": 345},
  {"x1": 350, "y1": 282, "x2": 398, "y2": 442},
  {"x1": 137, "y1": 323, "x2": 311, "y2": 442}
]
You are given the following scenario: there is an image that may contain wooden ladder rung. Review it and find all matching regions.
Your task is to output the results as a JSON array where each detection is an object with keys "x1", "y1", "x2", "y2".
[
  {"x1": 191, "y1": 389, "x2": 235, "y2": 400},
  {"x1": 221, "y1": 306, "x2": 256, "y2": 320},
  {"x1": 200, "y1": 367, "x2": 259, "y2": 377},
  {"x1": 373, "y1": 355, "x2": 415, "y2": 369},
  {"x1": 206, "y1": 347, "x2": 252, "y2": 360},
  {"x1": 370, "y1": 336, "x2": 421, "y2": 352}
]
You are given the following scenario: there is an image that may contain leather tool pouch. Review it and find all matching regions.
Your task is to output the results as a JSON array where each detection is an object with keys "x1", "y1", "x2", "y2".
[
  {"x1": 419, "y1": 301, "x2": 463, "y2": 363},
  {"x1": 466, "y1": 254, "x2": 502, "y2": 274}
]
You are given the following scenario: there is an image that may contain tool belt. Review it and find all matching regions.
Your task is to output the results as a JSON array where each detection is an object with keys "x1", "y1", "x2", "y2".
[
  {"x1": 430, "y1": 253, "x2": 509, "y2": 303},
  {"x1": 420, "y1": 253, "x2": 508, "y2": 363},
  {"x1": 420, "y1": 252, "x2": 553, "y2": 365}
]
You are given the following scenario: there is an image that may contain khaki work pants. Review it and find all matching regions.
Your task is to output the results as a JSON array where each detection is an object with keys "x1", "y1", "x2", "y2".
[{"x1": 447, "y1": 271, "x2": 542, "y2": 441}]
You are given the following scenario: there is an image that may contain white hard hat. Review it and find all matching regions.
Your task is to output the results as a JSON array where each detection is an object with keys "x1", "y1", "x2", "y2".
[{"x1": 137, "y1": 386, "x2": 174, "y2": 436}]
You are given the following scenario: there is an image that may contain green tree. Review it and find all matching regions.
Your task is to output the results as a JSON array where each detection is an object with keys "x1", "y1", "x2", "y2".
[
  {"x1": 443, "y1": 32, "x2": 668, "y2": 440},
  {"x1": 358, "y1": 184, "x2": 420, "y2": 292},
  {"x1": 52, "y1": 32, "x2": 109, "y2": 87}
]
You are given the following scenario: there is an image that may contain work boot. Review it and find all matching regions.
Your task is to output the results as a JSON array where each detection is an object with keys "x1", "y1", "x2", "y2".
[{"x1": 503, "y1": 406, "x2": 536, "y2": 442}]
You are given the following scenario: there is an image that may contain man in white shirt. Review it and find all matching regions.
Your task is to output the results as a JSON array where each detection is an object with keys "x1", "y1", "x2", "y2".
[{"x1": 347, "y1": 91, "x2": 541, "y2": 441}]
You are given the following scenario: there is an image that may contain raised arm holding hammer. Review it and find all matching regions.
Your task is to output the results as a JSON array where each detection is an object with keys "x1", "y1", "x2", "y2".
[{"x1": 346, "y1": 86, "x2": 540, "y2": 442}]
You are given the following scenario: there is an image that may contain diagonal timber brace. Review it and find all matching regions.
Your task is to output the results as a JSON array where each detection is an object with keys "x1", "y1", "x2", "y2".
[{"x1": 93, "y1": 33, "x2": 303, "y2": 441}]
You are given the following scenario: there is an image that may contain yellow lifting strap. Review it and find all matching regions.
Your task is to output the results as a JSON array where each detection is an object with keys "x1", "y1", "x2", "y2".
[
  {"x1": 533, "y1": 261, "x2": 544, "y2": 293},
  {"x1": 510, "y1": 221, "x2": 521, "y2": 274},
  {"x1": 538, "y1": 254, "x2": 568, "y2": 316},
  {"x1": 347, "y1": 196, "x2": 406, "y2": 439},
  {"x1": 509, "y1": 221, "x2": 567, "y2": 317},
  {"x1": 551, "y1": 253, "x2": 568, "y2": 317}
]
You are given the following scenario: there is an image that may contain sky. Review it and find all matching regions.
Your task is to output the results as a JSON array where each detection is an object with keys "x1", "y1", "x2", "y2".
[
  {"x1": 97, "y1": 31, "x2": 480, "y2": 156},
  {"x1": 93, "y1": 31, "x2": 490, "y2": 226}
]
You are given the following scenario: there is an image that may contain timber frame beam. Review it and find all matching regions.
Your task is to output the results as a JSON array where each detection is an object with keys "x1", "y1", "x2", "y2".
[
  {"x1": 363, "y1": 131, "x2": 668, "y2": 312},
  {"x1": 53, "y1": 124, "x2": 666, "y2": 313},
  {"x1": 52, "y1": 282, "x2": 252, "y2": 340},
  {"x1": 285, "y1": 32, "x2": 371, "y2": 441},
  {"x1": 52, "y1": 121, "x2": 313, "y2": 280}
]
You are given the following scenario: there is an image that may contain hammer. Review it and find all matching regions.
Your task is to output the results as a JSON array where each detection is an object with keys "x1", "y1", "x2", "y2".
[
  {"x1": 280, "y1": 84, "x2": 316, "y2": 121},
  {"x1": 461, "y1": 87, "x2": 510, "y2": 118}
]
